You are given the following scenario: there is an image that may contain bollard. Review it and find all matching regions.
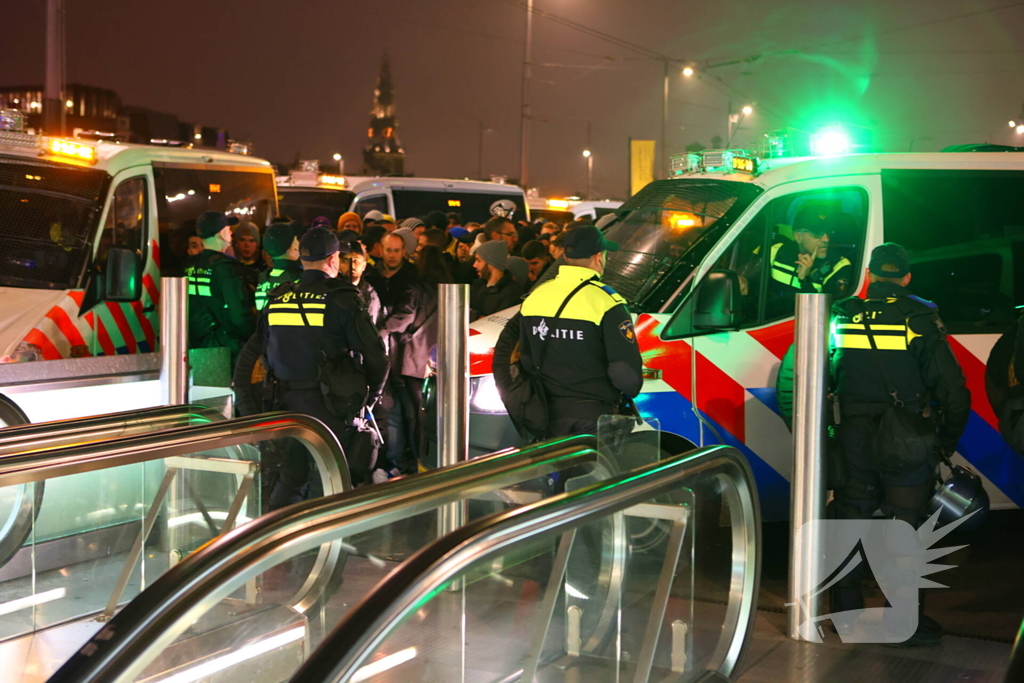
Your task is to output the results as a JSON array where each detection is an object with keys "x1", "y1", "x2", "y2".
[
  {"x1": 436, "y1": 283, "x2": 470, "y2": 537},
  {"x1": 788, "y1": 293, "x2": 830, "y2": 640},
  {"x1": 159, "y1": 277, "x2": 189, "y2": 406}
]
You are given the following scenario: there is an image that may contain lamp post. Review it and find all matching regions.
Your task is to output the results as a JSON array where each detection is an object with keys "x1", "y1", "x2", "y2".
[
  {"x1": 727, "y1": 105, "x2": 753, "y2": 148},
  {"x1": 661, "y1": 62, "x2": 695, "y2": 178},
  {"x1": 582, "y1": 149, "x2": 593, "y2": 200}
]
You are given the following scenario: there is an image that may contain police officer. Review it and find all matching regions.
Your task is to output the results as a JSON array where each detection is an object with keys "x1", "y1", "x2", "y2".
[
  {"x1": 517, "y1": 225, "x2": 643, "y2": 437},
  {"x1": 184, "y1": 211, "x2": 256, "y2": 366},
  {"x1": 829, "y1": 242, "x2": 970, "y2": 647},
  {"x1": 255, "y1": 223, "x2": 303, "y2": 311},
  {"x1": 260, "y1": 227, "x2": 389, "y2": 501},
  {"x1": 770, "y1": 204, "x2": 853, "y2": 298}
]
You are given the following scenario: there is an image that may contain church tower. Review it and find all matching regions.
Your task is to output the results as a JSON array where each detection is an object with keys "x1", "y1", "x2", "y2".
[{"x1": 362, "y1": 53, "x2": 405, "y2": 176}]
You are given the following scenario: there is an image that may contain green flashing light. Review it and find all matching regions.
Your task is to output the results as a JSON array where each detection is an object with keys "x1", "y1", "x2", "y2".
[{"x1": 810, "y1": 127, "x2": 851, "y2": 157}]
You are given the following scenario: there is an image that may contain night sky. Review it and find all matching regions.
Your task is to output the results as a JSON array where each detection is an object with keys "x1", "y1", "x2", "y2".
[{"x1": 5, "y1": 0, "x2": 1024, "y2": 198}]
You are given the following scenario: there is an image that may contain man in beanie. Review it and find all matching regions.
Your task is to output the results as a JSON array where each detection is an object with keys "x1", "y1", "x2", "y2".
[
  {"x1": 337, "y1": 212, "x2": 363, "y2": 234},
  {"x1": 363, "y1": 210, "x2": 386, "y2": 226},
  {"x1": 232, "y1": 221, "x2": 265, "y2": 288},
  {"x1": 512, "y1": 225, "x2": 642, "y2": 438},
  {"x1": 184, "y1": 211, "x2": 255, "y2": 363},
  {"x1": 260, "y1": 227, "x2": 389, "y2": 495},
  {"x1": 399, "y1": 217, "x2": 426, "y2": 236},
  {"x1": 254, "y1": 223, "x2": 303, "y2": 311},
  {"x1": 470, "y1": 239, "x2": 524, "y2": 320}
]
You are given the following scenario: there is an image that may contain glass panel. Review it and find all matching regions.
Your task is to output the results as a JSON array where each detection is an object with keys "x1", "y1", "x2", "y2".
[
  {"x1": 122, "y1": 454, "x2": 595, "y2": 682},
  {"x1": 345, "y1": 485, "x2": 694, "y2": 681},
  {"x1": 0, "y1": 432, "x2": 292, "y2": 677}
]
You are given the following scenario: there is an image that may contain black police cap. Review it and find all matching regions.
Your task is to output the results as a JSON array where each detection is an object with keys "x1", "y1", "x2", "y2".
[{"x1": 299, "y1": 227, "x2": 340, "y2": 262}]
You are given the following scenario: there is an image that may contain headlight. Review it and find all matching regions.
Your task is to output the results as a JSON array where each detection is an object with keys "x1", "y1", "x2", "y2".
[{"x1": 469, "y1": 375, "x2": 507, "y2": 414}]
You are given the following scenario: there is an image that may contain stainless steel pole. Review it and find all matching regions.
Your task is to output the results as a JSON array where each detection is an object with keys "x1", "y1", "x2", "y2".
[
  {"x1": 160, "y1": 277, "x2": 189, "y2": 406},
  {"x1": 437, "y1": 283, "x2": 470, "y2": 537},
  {"x1": 519, "y1": 0, "x2": 533, "y2": 188},
  {"x1": 661, "y1": 60, "x2": 669, "y2": 179},
  {"x1": 788, "y1": 293, "x2": 830, "y2": 640},
  {"x1": 44, "y1": 0, "x2": 65, "y2": 136}
]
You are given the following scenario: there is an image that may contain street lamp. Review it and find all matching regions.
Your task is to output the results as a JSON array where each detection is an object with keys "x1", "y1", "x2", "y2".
[
  {"x1": 1017, "y1": 125, "x2": 1024, "y2": 135},
  {"x1": 1010, "y1": 121, "x2": 1017, "y2": 128},
  {"x1": 682, "y1": 66, "x2": 694, "y2": 77},
  {"x1": 727, "y1": 105, "x2": 754, "y2": 147},
  {"x1": 332, "y1": 153, "x2": 342, "y2": 161},
  {"x1": 582, "y1": 149, "x2": 593, "y2": 200}
]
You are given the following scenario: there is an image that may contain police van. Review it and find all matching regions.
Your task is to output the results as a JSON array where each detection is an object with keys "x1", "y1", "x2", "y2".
[
  {"x1": 276, "y1": 167, "x2": 353, "y2": 228},
  {"x1": 0, "y1": 110, "x2": 277, "y2": 422},
  {"x1": 348, "y1": 177, "x2": 529, "y2": 224},
  {"x1": 466, "y1": 136, "x2": 1024, "y2": 520}
]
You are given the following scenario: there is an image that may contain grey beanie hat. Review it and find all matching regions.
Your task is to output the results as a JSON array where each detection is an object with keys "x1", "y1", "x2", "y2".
[
  {"x1": 392, "y1": 226, "x2": 418, "y2": 254},
  {"x1": 476, "y1": 239, "x2": 509, "y2": 272},
  {"x1": 506, "y1": 255, "x2": 529, "y2": 285},
  {"x1": 400, "y1": 217, "x2": 425, "y2": 230}
]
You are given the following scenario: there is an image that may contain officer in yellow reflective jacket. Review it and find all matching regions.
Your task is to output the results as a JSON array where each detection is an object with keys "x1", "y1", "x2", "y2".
[
  {"x1": 259, "y1": 227, "x2": 388, "y2": 498},
  {"x1": 829, "y1": 242, "x2": 970, "y2": 647},
  {"x1": 254, "y1": 222, "x2": 303, "y2": 311},
  {"x1": 769, "y1": 204, "x2": 853, "y2": 299},
  {"x1": 518, "y1": 225, "x2": 643, "y2": 438}
]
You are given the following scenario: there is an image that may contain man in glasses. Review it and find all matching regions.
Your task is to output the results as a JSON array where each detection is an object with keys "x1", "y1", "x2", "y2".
[
  {"x1": 770, "y1": 203, "x2": 853, "y2": 298},
  {"x1": 483, "y1": 215, "x2": 520, "y2": 255}
]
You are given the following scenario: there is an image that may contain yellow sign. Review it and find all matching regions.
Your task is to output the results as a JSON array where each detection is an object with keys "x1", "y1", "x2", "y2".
[
  {"x1": 447, "y1": 199, "x2": 462, "y2": 207},
  {"x1": 629, "y1": 139, "x2": 656, "y2": 197},
  {"x1": 209, "y1": 184, "x2": 221, "y2": 193}
]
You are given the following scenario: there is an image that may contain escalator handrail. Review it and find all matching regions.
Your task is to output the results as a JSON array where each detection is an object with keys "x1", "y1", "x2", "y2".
[
  {"x1": 293, "y1": 444, "x2": 761, "y2": 683},
  {"x1": 0, "y1": 411, "x2": 349, "y2": 493},
  {"x1": 49, "y1": 435, "x2": 602, "y2": 683},
  {"x1": 0, "y1": 404, "x2": 224, "y2": 456}
]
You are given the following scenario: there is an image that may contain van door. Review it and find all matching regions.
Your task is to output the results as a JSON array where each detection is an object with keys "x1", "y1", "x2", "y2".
[
  {"x1": 353, "y1": 192, "x2": 390, "y2": 219},
  {"x1": 82, "y1": 168, "x2": 160, "y2": 356},
  {"x1": 664, "y1": 178, "x2": 874, "y2": 519}
]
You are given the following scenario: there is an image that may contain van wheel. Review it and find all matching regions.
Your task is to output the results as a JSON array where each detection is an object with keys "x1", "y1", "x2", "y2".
[
  {"x1": 233, "y1": 335, "x2": 267, "y2": 417},
  {"x1": 0, "y1": 394, "x2": 45, "y2": 571},
  {"x1": 658, "y1": 433, "x2": 724, "y2": 544}
]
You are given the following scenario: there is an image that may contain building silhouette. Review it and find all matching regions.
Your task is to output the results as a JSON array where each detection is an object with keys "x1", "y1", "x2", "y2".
[{"x1": 362, "y1": 53, "x2": 405, "y2": 176}]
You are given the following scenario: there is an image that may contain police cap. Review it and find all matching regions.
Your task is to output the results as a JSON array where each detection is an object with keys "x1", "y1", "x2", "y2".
[
  {"x1": 869, "y1": 242, "x2": 910, "y2": 279},
  {"x1": 196, "y1": 211, "x2": 239, "y2": 238},
  {"x1": 563, "y1": 225, "x2": 620, "y2": 259},
  {"x1": 792, "y1": 205, "x2": 836, "y2": 236},
  {"x1": 300, "y1": 227, "x2": 340, "y2": 262},
  {"x1": 263, "y1": 223, "x2": 296, "y2": 258}
]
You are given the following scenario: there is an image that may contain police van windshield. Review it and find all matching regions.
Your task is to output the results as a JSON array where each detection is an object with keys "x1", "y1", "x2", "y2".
[
  {"x1": 601, "y1": 179, "x2": 761, "y2": 311},
  {"x1": 0, "y1": 156, "x2": 109, "y2": 290}
]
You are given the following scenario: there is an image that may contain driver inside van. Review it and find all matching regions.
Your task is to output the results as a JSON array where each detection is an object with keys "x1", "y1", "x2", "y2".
[{"x1": 769, "y1": 204, "x2": 853, "y2": 299}]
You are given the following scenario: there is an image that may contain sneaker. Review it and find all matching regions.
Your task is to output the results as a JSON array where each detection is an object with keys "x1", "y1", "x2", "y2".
[
  {"x1": 371, "y1": 469, "x2": 389, "y2": 485},
  {"x1": 886, "y1": 621, "x2": 942, "y2": 649}
]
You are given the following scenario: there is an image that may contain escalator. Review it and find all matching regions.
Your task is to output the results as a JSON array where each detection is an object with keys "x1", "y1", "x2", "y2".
[
  {"x1": 0, "y1": 410, "x2": 349, "y2": 681},
  {"x1": 49, "y1": 439, "x2": 762, "y2": 683}
]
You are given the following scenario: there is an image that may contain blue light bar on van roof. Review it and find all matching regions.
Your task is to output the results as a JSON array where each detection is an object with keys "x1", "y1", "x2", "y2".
[{"x1": 0, "y1": 109, "x2": 25, "y2": 132}]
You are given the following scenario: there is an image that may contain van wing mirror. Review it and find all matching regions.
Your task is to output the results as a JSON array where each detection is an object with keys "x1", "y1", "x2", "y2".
[
  {"x1": 104, "y1": 246, "x2": 142, "y2": 302},
  {"x1": 694, "y1": 269, "x2": 741, "y2": 330}
]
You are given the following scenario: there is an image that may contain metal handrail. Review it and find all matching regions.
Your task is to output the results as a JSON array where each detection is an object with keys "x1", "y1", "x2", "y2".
[
  {"x1": 0, "y1": 404, "x2": 223, "y2": 457},
  {"x1": 49, "y1": 435, "x2": 605, "y2": 683},
  {"x1": 0, "y1": 412, "x2": 348, "y2": 492},
  {"x1": 292, "y1": 445, "x2": 761, "y2": 683}
]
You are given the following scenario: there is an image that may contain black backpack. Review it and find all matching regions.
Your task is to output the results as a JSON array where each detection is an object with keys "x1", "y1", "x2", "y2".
[{"x1": 990, "y1": 315, "x2": 1024, "y2": 455}]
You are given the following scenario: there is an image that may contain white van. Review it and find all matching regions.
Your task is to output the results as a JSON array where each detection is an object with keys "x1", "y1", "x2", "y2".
[
  {"x1": 348, "y1": 177, "x2": 529, "y2": 224},
  {"x1": 573, "y1": 200, "x2": 622, "y2": 222},
  {"x1": 465, "y1": 145, "x2": 1024, "y2": 520},
  {"x1": 0, "y1": 115, "x2": 277, "y2": 421}
]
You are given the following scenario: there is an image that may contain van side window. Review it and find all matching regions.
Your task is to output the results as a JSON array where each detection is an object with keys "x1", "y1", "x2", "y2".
[
  {"x1": 882, "y1": 170, "x2": 1024, "y2": 333},
  {"x1": 356, "y1": 195, "x2": 388, "y2": 217},
  {"x1": 96, "y1": 176, "x2": 146, "y2": 266},
  {"x1": 663, "y1": 186, "x2": 867, "y2": 340},
  {"x1": 763, "y1": 187, "x2": 868, "y2": 323}
]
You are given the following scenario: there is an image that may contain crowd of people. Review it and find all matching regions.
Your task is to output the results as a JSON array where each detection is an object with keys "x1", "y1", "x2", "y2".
[{"x1": 183, "y1": 204, "x2": 596, "y2": 491}]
